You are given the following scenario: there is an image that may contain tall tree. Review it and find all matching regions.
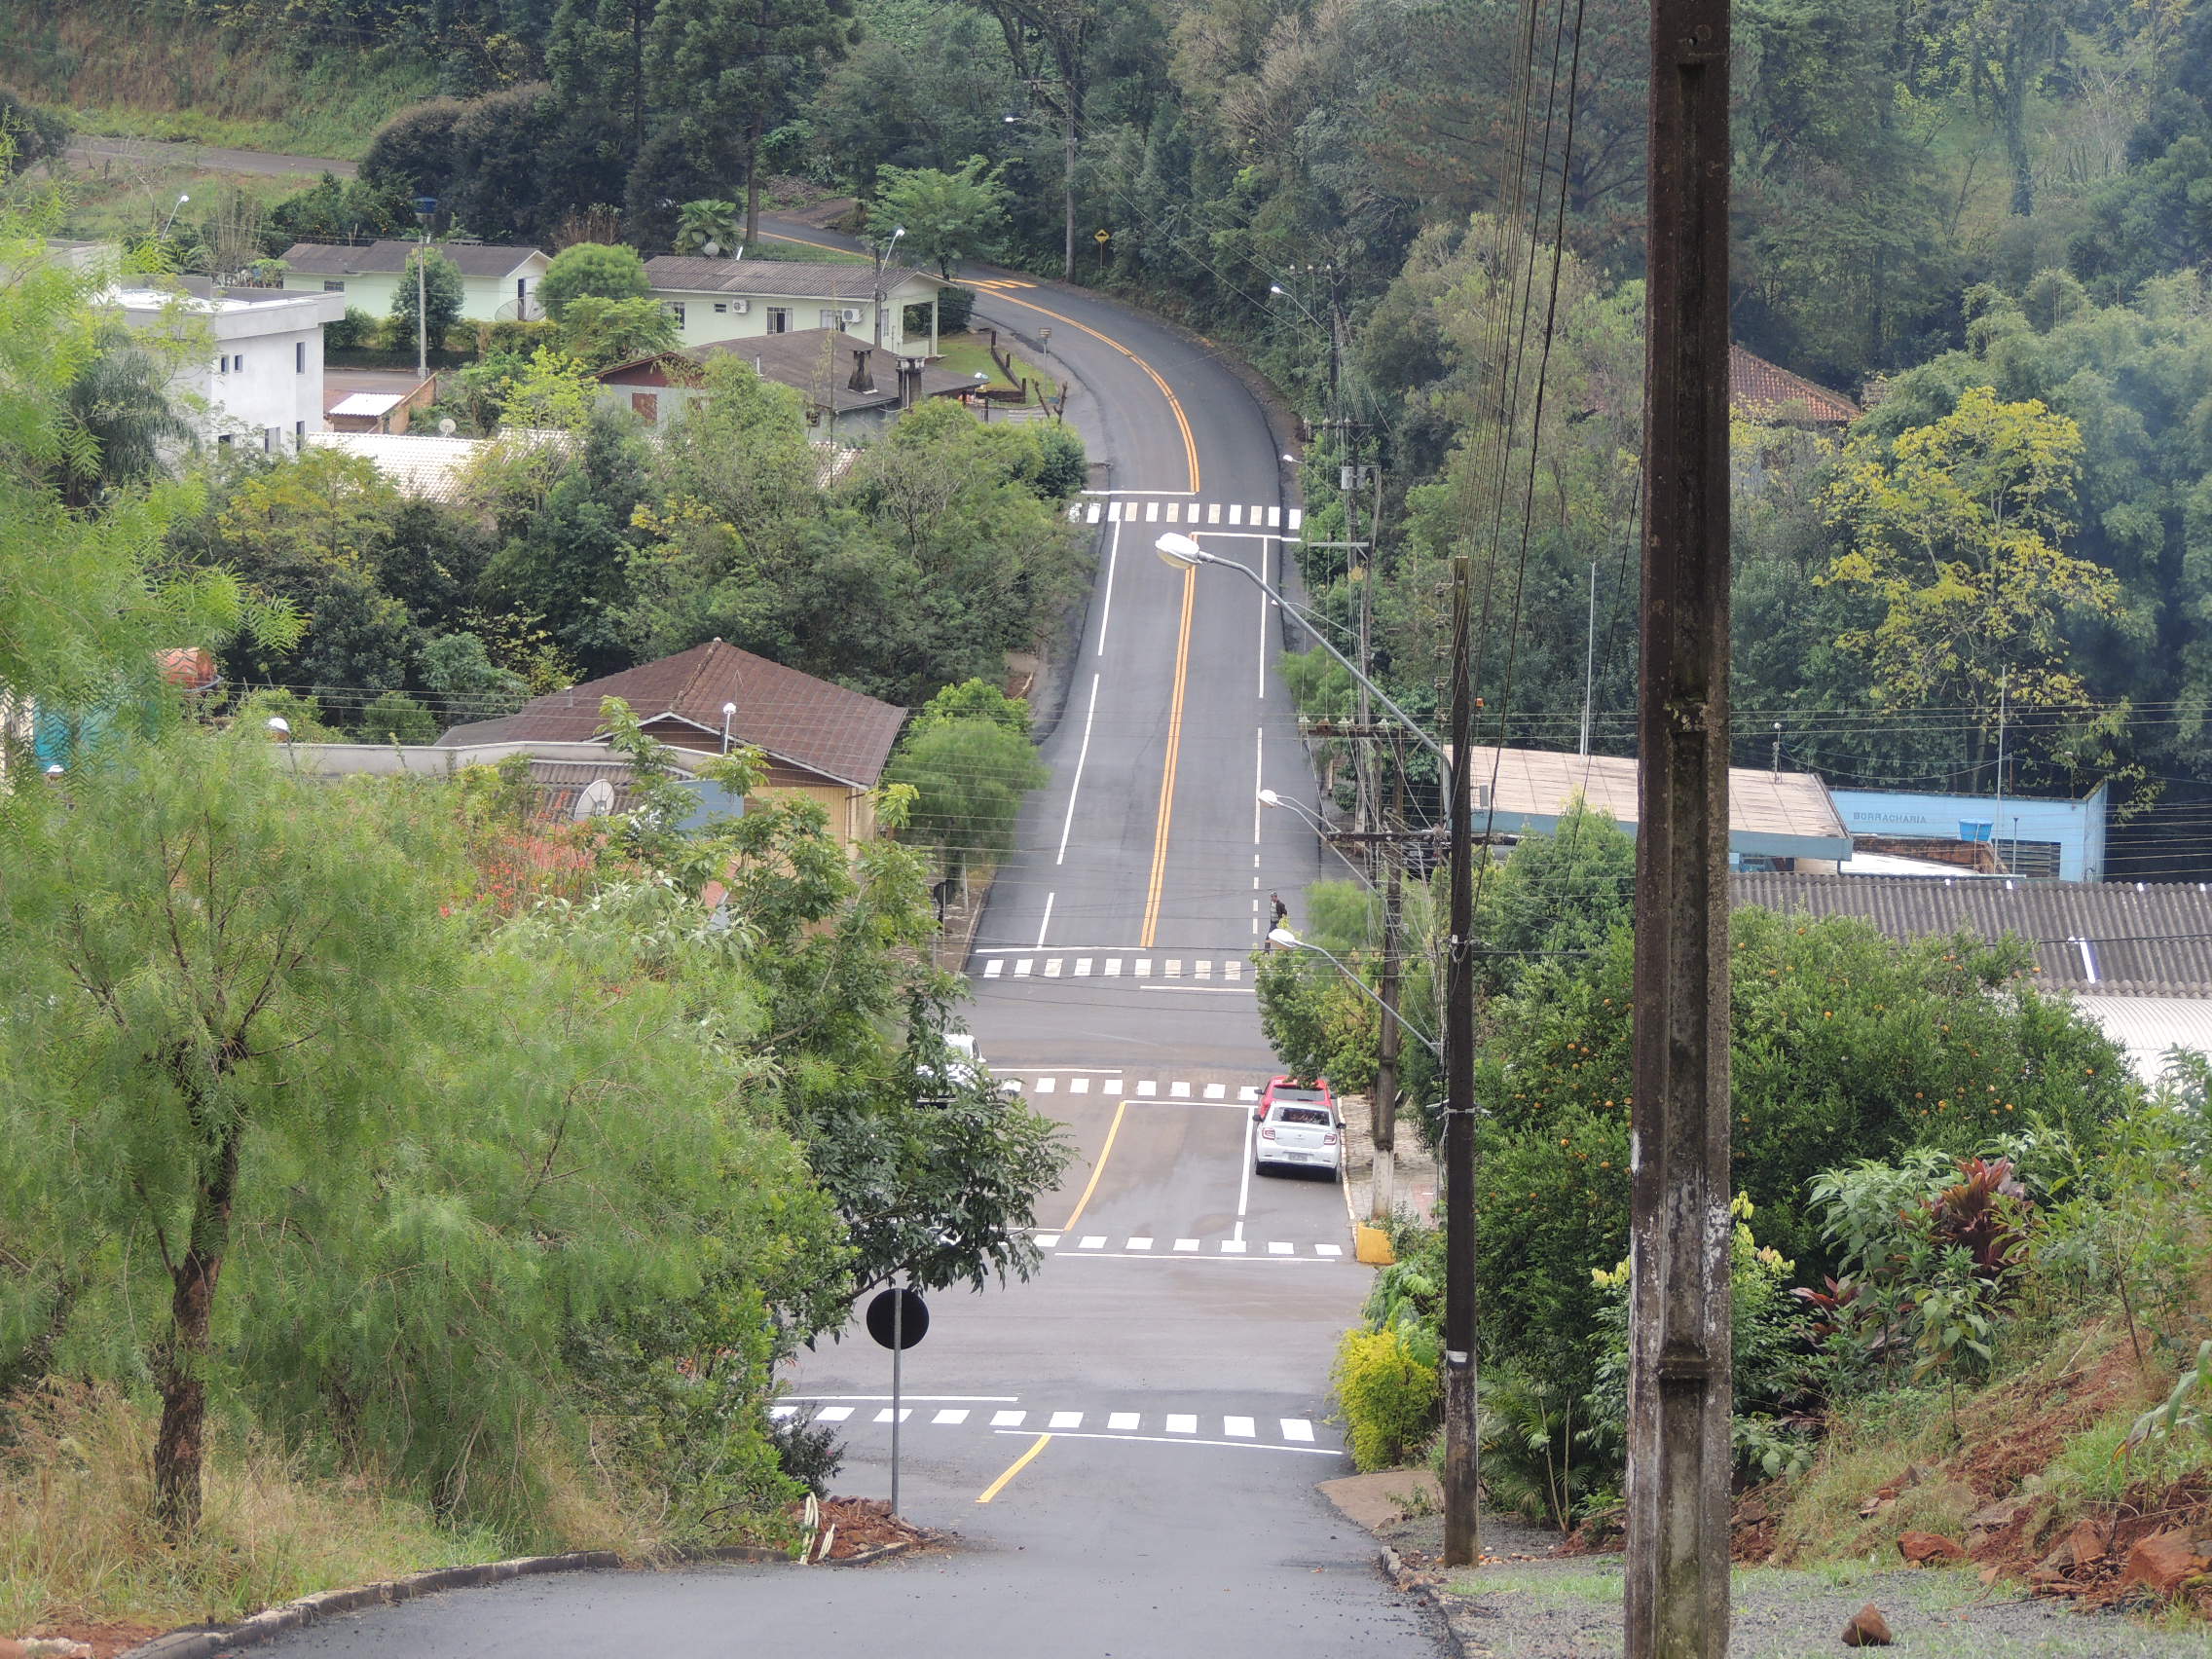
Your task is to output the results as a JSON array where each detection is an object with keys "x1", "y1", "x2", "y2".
[
  {"x1": 959, "y1": 0, "x2": 1100, "y2": 279},
  {"x1": 645, "y1": 0, "x2": 857, "y2": 243}
]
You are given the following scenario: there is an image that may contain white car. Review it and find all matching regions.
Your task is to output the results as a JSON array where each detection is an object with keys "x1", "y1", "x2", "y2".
[
  {"x1": 917, "y1": 1031, "x2": 1024, "y2": 1101},
  {"x1": 1254, "y1": 1093, "x2": 1342, "y2": 1178}
]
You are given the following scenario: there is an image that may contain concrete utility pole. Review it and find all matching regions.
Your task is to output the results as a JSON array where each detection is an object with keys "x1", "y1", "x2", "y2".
[
  {"x1": 1371, "y1": 797, "x2": 1404, "y2": 1223},
  {"x1": 1441, "y1": 552, "x2": 1479, "y2": 1567},
  {"x1": 1627, "y1": 0, "x2": 1734, "y2": 1647}
]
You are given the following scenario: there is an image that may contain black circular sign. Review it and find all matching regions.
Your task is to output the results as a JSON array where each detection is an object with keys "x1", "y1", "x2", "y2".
[{"x1": 866, "y1": 1287, "x2": 929, "y2": 1350}]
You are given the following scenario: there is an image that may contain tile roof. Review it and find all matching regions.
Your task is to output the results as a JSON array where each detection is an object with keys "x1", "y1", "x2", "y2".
[
  {"x1": 1730, "y1": 872, "x2": 2212, "y2": 995},
  {"x1": 604, "y1": 328, "x2": 977, "y2": 412},
  {"x1": 279, "y1": 240, "x2": 545, "y2": 278},
  {"x1": 644, "y1": 255, "x2": 931, "y2": 300},
  {"x1": 1729, "y1": 345, "x2": 1860, "y2": 425},
  {"x1": 307, "y1": 429, "x2": 567, "y2": 502},
  {"x1": 437, "y1": 638, "x2": 906, "y2": 790}
]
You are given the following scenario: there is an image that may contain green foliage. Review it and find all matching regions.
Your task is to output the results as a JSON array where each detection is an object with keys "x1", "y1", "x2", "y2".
[
  {"x1": 324, "y1": 307, "x2": 380, "y2": 350},
  {"x1": 873, "y1": 156, "x2": 1012, "y2": 276},
  {"x1": 885, "y1": 709, "x2": 1049, "y2": 877},
  {"x1": 554, "y1": 293, "x2": 680, "y2": 369},
  {"x1": 0, "y1": 89, "x2": 70, "y2": 175},
  {"x1": 353, "y1": 689, "x2": 440, "y2": 745},
  {"x1": 1473, "y1": 799, "x2": 1636, "y2": 995},
  {"x1": 387, "y1": 245, "x2": 464, "y2": 344},
  {"x1": 936, "y1": 283, "x2": 976, "y2": 333},
  {"x1": 913, "y1": 677, "x2": 1032, "y2": 736},
  {"x1": 1331, "y1": 1327, "x2": 1439, "y2": 1471},
  {"x1": 674, "y1": 199, "x2": 744, "y2": 257},
  {"x1": 537, "y1": 242, "x2": 652, "y2": 321}
]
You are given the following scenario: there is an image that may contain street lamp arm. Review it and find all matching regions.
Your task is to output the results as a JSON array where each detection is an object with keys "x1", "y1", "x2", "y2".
[
  {"x1": 1270, "y1": 930, "x2": 1443, "y2": 1060},
  {"x1": 1171, "y1": 542, "x2": 1449, "y2": 773}
]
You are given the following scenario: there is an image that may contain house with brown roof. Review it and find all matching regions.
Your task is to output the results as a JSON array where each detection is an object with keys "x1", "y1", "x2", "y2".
[
  {"x1": 1729, "y1": 345, "x2": 1860, "y2": 426},
  {"x1": 436, "y1": 639, "x2": 907, "y2": 846},
  {"x1": 644, "y1": 256, "x2": 941, "y2": 356},
  {"x1": 277, "y1": 240, "x2": 550, "y2": 322},
  {"x1": 595, "y1": 328, "x2": 978, "y2": 436}
]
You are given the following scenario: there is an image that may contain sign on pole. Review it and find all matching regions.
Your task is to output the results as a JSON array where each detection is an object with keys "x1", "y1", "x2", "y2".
[{"x1": 866, "y1": 1286, "x2": 928, "y2": 1515}]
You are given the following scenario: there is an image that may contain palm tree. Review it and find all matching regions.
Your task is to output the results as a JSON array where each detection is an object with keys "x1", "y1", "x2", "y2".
[
  {"x1": 59, "y1": 327, "x2": 195, "y2": 506},
  {"x1": 674, "y1": 198, "x2": 744, "y2": 258}
]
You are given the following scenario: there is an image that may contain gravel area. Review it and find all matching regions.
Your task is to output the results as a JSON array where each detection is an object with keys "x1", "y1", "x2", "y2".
[{"x1": 1371, "y1": 1505, "x2": 2211, "y2": 1656}]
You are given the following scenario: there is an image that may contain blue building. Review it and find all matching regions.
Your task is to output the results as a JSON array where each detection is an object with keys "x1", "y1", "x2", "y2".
[{"x1": 1829, "y1": 783, "x2": 2108, "y2": 881}]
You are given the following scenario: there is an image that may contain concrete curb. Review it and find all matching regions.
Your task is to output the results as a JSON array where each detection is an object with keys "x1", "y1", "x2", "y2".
[
  {"x1": 821, "y1": 1539, "x2": 916, "y2": 1568},
  {"x1": 1378, "y1": 1545, "x2": 1476, "y2": 1659},
  {"x1": 119, "y1": 1545, "x2": 790, "y2": 1659}
]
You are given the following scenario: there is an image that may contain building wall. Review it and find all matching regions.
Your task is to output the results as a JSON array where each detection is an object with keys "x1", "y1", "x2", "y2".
[
  {"x1": 285, "y1": 271, "x2": 400, "y2": 316},
  {"x1": 118, "y1": 289, "x2": 340, "y2": 454},
  {"x1": 652, "y1": 283, "x2": 939, "y2": 353},
  {"x1": 1830, "y1": 784, "x2": 2107, "y2": 880},
  {"x1": 282, "y1": 261, "x2": 543, "y2": 322}
]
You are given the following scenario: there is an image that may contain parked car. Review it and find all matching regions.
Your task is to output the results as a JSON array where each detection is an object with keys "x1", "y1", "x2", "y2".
[
  {"x1": 1254, "y1": 1088, "x2": 1342, "y2": 1180},
  {"x1": 1254, "y1": 1075, "x2": 1334, "y2": 1124},
  {"x1": 916, "y1": 1031, "x2": 1024, "y2": 1101}
]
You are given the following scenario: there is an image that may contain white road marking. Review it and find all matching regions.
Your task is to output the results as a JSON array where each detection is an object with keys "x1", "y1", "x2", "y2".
[
  {"x1": 1104, "y1": 1079, "x2": 1124, "y2": 1092},
  {"x1": 1169, "y1": 1081, "x2": 1192, "y2": 1098},
  {"x1": 1227, "y1": 959, "x2": 1243, "y2": 980},
  {"x1": 935, "y1": 1409, "x2": 971, "y2": 1424},
  {"x1": 1239, "y1": 1086, "x2": 1260, "y2": 1101},
  {"x1": 1044, "y1": 958, "x2": 1062, "y2": 977},
  {"x1": 1095, "y1": 505, "x2": 1122, "y2": 658},
  {"x1": 1033, "y1": 1076, "x2": 1056, "y2": 1092},
  {"x1": 1036, "y1": 1235, "x2": 1060, "y2": 1248},
  {"x1": 1229, "y1": 503, "x2": 1243, "y2": 524},
  {"x1": 1126, "y1": 1236, "x2": 1154, "y2": 1251},
  {"x1": 1282, "y1": 1419, "x2": 1315, "y2": 1442},
  {"x1": 997, "y1": 1427, "x2": 1337, "y2": 1456},
  {"x1": 769, "y1": 1405, "x2": 797, "y2": 1419},
  {"x1": 1146, "y1": 500, "x2": 1160, "y2": 521},
  {"x1": 1055, "y1": 673, "x2": 1102, "y2": 864},
  {"x1": 873, "y1": 1408, "x2": 911, "y2": 1423},
  {"x1": 983, "y1": 958, "x2": 1004, "y2": 977},
  {"x1": 1268, "y1": 505, "x2": 1281, "y2": 527},
  {"x1": 1105, "y1": 958, "x2": 1122, "y2": 976},
  {"x1": 1137, "y1": 1081, "x2": 1157, "y2": 1096},
  {"x1": 1165, "y1": 959, "x2": 1182, "y2": 977},
  {"x1": 1235, "y1": 1106, "x2": 1255, "y2": 1242},
  {"x1": 1166, "y1": 1414, "x2": 1198, "y2": 1434},
  {"x1": 1014, "y1": 959, "x2": 1032, "y2": 977},
  {"x1": 1288, "y1": 507, "x2": 1304, "y2": 530},
  {"x1": 1049, "y1": 1411, "x2": 1085, "y2": 1429},
  {"x1": 1196, "y1": 959, "x2": 1212, "y2": 979},
  {"x1": 1222, "y1": 1239, "x2": 1247, "y2": 1254},
  {"x1": 1036, "y1": 892, "x2": 1054, "y2": 949},
  {"x1": 1135, "y1": 959, "x2": 1153, "y2": 977},
  {"x1": 817, "y1": 1406, "x2": 855, "y2": 1422},
  {"x1": 1224, "y1": 1416, "x2": 1256, "y2": 1438},
  {"x1": 1315, "y1": 1243, "x2": 1344, "y2": 1257},
  {"x1": 1173, "y1": 1238, "x2": 1199, "y2": 1252},
  {"x1": 1203, "y1": 1083, "x2": 1227, "y2": 1099},
  {"x1": 1079, "y1": 1235, "x2": 1106, "y2": 1249},
  {"x1": 1075, "y1": 957, "x2": 1092, "y2": 976},
  {"x1": 992, "y1": 1409, "x2": 1027, "y2": 1427},
  {"x1": 1086, "y1": 501, "x2": 1101, "y2": 523},
  {"x1": 1109, "y1": 1412, "x2": 1141, "y2": 1431},
  {"x1": 1070, "y1": 1077, "x2": 1090, "y2": 1093},
  {"x1": 1268, "y1": 1241, "x2": 1294, "y2": 1256},
  {"x1": 1166, "y1": 501, "x2": 1180, "y2": 522},
  {"x1": 1208, "y1": 502, "x2": 1222, "y2": 524}
]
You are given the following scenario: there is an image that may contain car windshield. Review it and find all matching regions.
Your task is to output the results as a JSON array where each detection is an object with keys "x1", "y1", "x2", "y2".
[
  {"x1": 1272, "y1": 1087, "x2": 1325, "y2": 1102},
  {"x1": 1273, "y1": 1106, "x2": 1331, "y2": 1125}
]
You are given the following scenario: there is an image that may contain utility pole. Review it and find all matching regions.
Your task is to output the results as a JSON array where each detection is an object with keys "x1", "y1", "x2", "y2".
[
  {"x1": 1628, "y1": 0, "x2": 1733, "y2": 1649},
  {"x1": 1579, "y1": 559, "x2": 1599, "y2": 756},
  {"x1": 1371, "y1": 764, "x2": 1405, "y2": 1223},
  {"x1": 1441, "y1": 552, "x2": 1479, "y2": 1567}
]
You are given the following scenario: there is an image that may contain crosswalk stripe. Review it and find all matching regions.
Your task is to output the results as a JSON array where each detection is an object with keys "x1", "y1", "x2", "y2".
[
  {"x1": 1268, "y1": 1241, "x2": 1294, "y2": 1256},
  {"x1": 936, "y1": 1408, "x2": 971, "y2": 1424},
  {"x1": 1033, "y1": 1076, "x2": 1056, "y2": 1093},
  {"x1": 1108, "y1": 499, "x2": 1122, "y2": 521},
  {"x1": 1203, "y1": 1083, "x2": 1226, "y2": 1099},
  {"x1": 1075, "y1": 957, "x2": 1092, "y2": 976},
  {"x1": 1230, "y1": 503, "x2": 1244, "y2": 525},
  {"x1": 812, "y1": 1404, "x2": 1334, "y2": 1449},
  {"x1": 1222, "y1": 1240, "x2": 1247, "y2": 1254},
  {"x1": 1169, "y1": 1081, "x2": 1191, "y2": 1098},
  {"x1": 1248, "y1": 503, "x2": 1263, "y2": 525},
  {"x1": 1165, "y1": 1414, "x2": 1198, "y2": 1434},
  {"x1": 1070, "y1": 1076, "x2": 1090, "y2": 1093},
  {"x1": 1315, "y1": 1243, "x2": 1344, "y2": 1258},
  {"x1": 1238, "y1": 1086, "x2": 1259, "y2": 1101},
  {"x1": 1288, "y1": 507, "x2": 1304, "y2": 531},
  {"x1": 1196, "y1": 959, "x2": 1212, "y2": 978},
  {"x1": 817, "y1": 1406, "x2": 854, "y2": 1422},
  {"x1": 1079, "y1": 1235, "x2": 1106, "y2": 1249},
  {"x1": 1224, "y1": 1416, "x2": 1256, "y2": 1438},
  {"x1": 992, "y1": 1409, "x2": 1027, "y2": 1427},
  {"x1": 1108, "y1": 1412, "x2": 1141, "y2": 1431},
  {"x1": 1146, "y1": 500, "x2": 1160, "y2": 521},
  {"x1": 1268, "y1": 506, "x2": 1281, "y2": 528},
  {"x1": 1173, "y1": 1238, "x2": 1199, "y2": 1252},
  {"x1": 874, "y1": 1407, "x2": 911, "y2": 1422},
  {"x1": 1282, "y1": 1419, "x2": 1314, "y2": 1442},
  {"x1": 769, "y1": 1404, "x2": 797, "y2": 1420},
  {"x1": 1226, "y1": 959, "x2": 1242, "y2": 980},
  {"x1": 1066, "y1": 504, "x2": 1081, "y2": 521},
  {"x1": 1126, "y1": 1236, "x2": 1153, "y2": 1251},
  {"x1": 1208, "y1": 502, "x2": 1222, "y2": 524},
  {"x1": 1036, "y1": 1235, "x2": 1060, "y2": 1248},
  {"x1": 1105, "y1": 958, "x2": 1122, "y2": 977},
  {"x1": 1165, "y1": 959, "x2": 1182, "y2": 977},
  {"x1": 1050, "y1": 1411, "x2": 1084, "y2": 1429},
  {"x1": 1086, "y1": 502, "x2": 1101, "y2": 524},
  {"x1": 1014, "y1": 959, "x2": 1032, "y2": 977},
  {"x1": 983, "y1": 958, "x2": 1003, "y2": 977},
  {"x1": 1166, "y1": 501, "x2": 1180, "y2": 522},
  {"x1": 1103, "y1": 1078, "x2": 1124, "y2": 1092},
  {"x1": 1135, "y1": 959, "x2": 1152, "y2": 977},
  {"x1": 1044, "y1": 958, "x2": 1062, "y2": 977},
  {"x1": 1136, "y1": 1081, "x2": 1158, "y2": 1096}
]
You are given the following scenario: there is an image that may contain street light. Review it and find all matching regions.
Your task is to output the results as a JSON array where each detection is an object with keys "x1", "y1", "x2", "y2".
[
  {"x1": 159, "y1": 192, "x2": 190, "y2": 240},
  {"x1": 1258, "y1": 788, "x2": 1372, "y2": 888},
  {"x1": 871, "y1": 224, "x2": 906, "y2": 350},
  {"x1": 720, "y1": 701, "x2": 737, "y2": 755},
  {"x1": 265, "y1": 717, "x2": 290, "y2": 743},
  {"x1": 411, "y1": 196, "x2": 439, "y2": 380},
  {"x1": 1155, "y1": 534, "x2": 1446, "y2": 770},
  {"x1": 1268, "y1": 927, "x2": 1441, "y2": 1059}
]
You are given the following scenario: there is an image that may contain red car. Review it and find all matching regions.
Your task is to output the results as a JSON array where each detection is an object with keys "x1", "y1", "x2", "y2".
[{"x1": 1254, "y1": 1075, "x2": 1334, "y2": 1124}]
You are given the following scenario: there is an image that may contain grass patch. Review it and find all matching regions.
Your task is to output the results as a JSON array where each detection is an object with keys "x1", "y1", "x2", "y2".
[
  {"x1": 0, "y1": 1384, "x2": 644, "y2": 1634},
  {"x1": 1446, "y1": 1565, "x2": 1623, "y2": 1604},
  {"x1": 49, "y1": 162, "x2": 310, "y2": 244},
  {"x1": 933, "y1": 332, "x2": 1061, "y2": 404},
  {"x1": 743, "y1": 240, "x2": 869, "y2": 265}
]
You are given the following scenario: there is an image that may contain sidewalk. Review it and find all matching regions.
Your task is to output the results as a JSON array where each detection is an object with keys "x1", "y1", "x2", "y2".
[{"x1": 1337, "y1": 1088, "x2": 1440, "y2": 1229}]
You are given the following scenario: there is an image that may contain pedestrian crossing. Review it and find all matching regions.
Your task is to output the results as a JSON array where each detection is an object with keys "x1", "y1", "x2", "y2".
[
  {"x1": 1000, "y1": 1073, "x2": 1262, "y2": 1101},
  {"x1": 771, "y1": 1400, "x2": 1333, "y2": 1451},
  {"x1": 1070, "y1": 498, "x2": 1304, "y2": 534},
  {"x1": 967, "y1": 277, "x2": 1040, "y2": 291},
  {"x1": 979, "y1": 954, "x2": 1252, "y2": 984},
  {"x1": 1038, "y1": 1234, "x2": 1344, "y2": 1259}
]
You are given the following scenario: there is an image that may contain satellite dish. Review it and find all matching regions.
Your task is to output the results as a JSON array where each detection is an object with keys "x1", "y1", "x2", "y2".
[
  {"x1": 572, "y1": 777, "x2": 617, "y2": 821},
  {"x1": 437, "y1": 417, "x2": 457, "y2": 436}
]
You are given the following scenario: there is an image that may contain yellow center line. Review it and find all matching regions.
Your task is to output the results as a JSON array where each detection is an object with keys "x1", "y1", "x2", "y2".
[
  {"x1": 1140, "y1": 567, "x2": 1197, "y2": 950},
  {"x1": 976, "y1": 1433, "x2": 1052, "y2": 1504},
  {"x1": 1058, "y1": 1098, "x2": 1128, "y2": 1233},
  {"x1": 757, "y1": 230, "x2": 1200, "y2": 494}
]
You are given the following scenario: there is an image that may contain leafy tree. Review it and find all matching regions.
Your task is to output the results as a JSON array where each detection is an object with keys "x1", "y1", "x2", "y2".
[
  {"x1": 0, "y1": 88, "x2": 71, "y2": 175},
  {"x1": 1472, "y1": 798, "x2": 1636, "y2": 995},
  {"x1": 537, "y1": 240, "x2": 652, "y2": 320},
  {"x1": 360, "y1": 97, "x2": 467, "y2": 198},
  {"x1": 644, "y1": 0, "x2": 858, "y2": 243},
  {"x1": 885, "y1": 710, "x2": 1048, "y2": 876},
  {"x1": 354, "y1": 688, "x2": 442, "y2": 744},
  {"x1": 914, "y1": 677, "x2": 1032, "y2": 736},
  {"x1": 420, "y1": 629, "x2": 531, "y2": 720},
  {"x1": 873, "y1": 156, "x2": 1012, "y2": 276},
  {"x1": 388, "y1": 245, "x2": 465, "y2": 349},
  {"x1": 55, "y1": 324, "x2": 194, "y2": 504},
  {"x1": 1821, "y1": 384, "x2": 2120, "y2": 772},
  {"x1": 555, "y1": 292, "x2": 680, "y2": 367},
  {"x1": 675, "y1": 197, "x2": 745, "y2": 255}
]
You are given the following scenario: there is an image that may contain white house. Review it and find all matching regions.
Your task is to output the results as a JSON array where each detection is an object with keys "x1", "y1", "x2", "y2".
[
  {"x1": 108, "y1": 280, "x2": 348, "y2": 454},
  {"x1": 643, "y1": 257, "x2": 941, "y2": 355},
  {"x1": 276, "y1": 240, "x2": 550, "y2": 322}
]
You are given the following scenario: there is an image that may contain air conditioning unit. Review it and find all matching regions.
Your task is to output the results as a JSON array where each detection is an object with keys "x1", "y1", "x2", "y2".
[
  {"x1": 842, "y1": 307, "x2": 862, "y2": 323},
  {"x1": 730, "y1": 298, "x2": 750, "y2": 314}
]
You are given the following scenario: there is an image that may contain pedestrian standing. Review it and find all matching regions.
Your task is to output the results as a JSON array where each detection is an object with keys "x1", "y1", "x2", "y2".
[{"x1": 1266, "y1": 892, "x2": 1288, "y2": 949}]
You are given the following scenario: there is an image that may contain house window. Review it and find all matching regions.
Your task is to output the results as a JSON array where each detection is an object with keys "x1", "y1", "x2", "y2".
[
  {"x1": 767, "y1": 307, "x2": 791, "y2": 333},
  {"x1": 262, "y1": 428, "x2": 276, "y2": 454},
  {"x1": 666, "y1": 301, "x2": 686, "y2": 328},
  {"x1": 324, "y1": 279, "x2": 345, "y2": 292},
  {"x1": 234, "y1": 351, "x2": 244, "y2": 370},
  {"x1": 217, "y1": 354, "x2": 230, "y2": 374},
  {"x1": 295, "y1": 421, "x2": 307, "y2": 447},
  {"x1": 819, "y1": 309, "x2": 843, "y2": 329},
  {"x1": 217, "y1": 433, "x2": 233, "y2": 446},
  {"x1": 295, "y1": 341, "x2": 307, "y2": 373}
]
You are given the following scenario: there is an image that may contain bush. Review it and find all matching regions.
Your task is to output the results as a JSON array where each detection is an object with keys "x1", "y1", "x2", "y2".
[
  {"x1": 0, "y1": 89, "x2": 70, "y2": 176},
  {"x1": 1332, "y1": 1327, "x2": 1439, "y2": 1470},
  {"x1": 538, "y1": 242, "x2": 650, "y2": 322},
  {"x1": 352, "y1": 690, "x2": 440, "y2": 746},
  {"x1": 938, "y1": 284, "x2": 977, "y2": 333},
  {"x1": 325, "y1": 308, "x2": 379, "y2": 350}
]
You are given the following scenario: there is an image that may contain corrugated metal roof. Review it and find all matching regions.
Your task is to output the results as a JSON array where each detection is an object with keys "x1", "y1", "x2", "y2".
[
  {"x1": 1730, "y1": 872, "x2": 2212, "y2": 995},
  {"x1": 2067, "y1": 996, "x2": 2212, "y2": 1081},
  {"x1": 438, "y1": 638, "x2": 906, "y2": 791},
  {"x1": 281, "y1": 240, "x2": 546, "y2": 278},
  {"x1": 644, "y1": 256, "x2": 930, "y2": 300},
  {"x1": 1453, "y1": 746, "x2": 1850, "y2": 855}
]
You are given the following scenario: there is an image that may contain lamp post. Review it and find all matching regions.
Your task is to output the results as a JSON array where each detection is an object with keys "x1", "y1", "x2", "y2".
[
  {"x1": 1165, "y1": 529, "x2": 1477, "y2": 1540},
  {"x1": 411, "y1": 196, "x2": 439, "y2": 380},
  {"x1": 159, "y1": 192, "x2": 191, "y2": 240},
  {"x1": 1267, "y1": 927, "x2": 1440, "y2": 1059},
  {"x1": 1257, "y1": 789, "x2": 1372, "y2": 888},
  {"x1": 872, "y1": 225, "x2": 906, "y2": 350},
  {"x1": 720, "y1": 701, "x2": 737, "y2": 756}
]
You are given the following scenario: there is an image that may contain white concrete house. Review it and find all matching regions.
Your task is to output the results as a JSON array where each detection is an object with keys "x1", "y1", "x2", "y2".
[
  {"x1": 643, "y1": 257, "x2": 941, "y2": 355},
  {"x1": 276, "y1": 240, "x2": 550, "y2": 321},
  {"x1": 108, "y1": 280, "x2": 348, "y2": 455}
]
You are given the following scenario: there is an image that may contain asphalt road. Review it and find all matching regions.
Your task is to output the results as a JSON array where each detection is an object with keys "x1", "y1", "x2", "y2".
[{"x1": 224, "y1": 214, "x2": 1437, "y2": 1657}]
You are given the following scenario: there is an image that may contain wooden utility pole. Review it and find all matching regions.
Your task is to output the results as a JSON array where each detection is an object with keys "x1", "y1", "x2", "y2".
[
  {"x1": 1371, "y1": 765, "x2": 1405, "y2": 1222},
  {"x1": 1627, "y1": 0, "x2": 1733, "y2": 1648},
  {"x1": 1441, "y1": 553, "x2": 1479, "y2": 1567}
]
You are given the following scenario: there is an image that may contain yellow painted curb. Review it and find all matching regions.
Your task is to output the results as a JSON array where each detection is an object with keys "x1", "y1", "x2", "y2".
[{"x1": 1354, "y1": 1224, "x2": 1396, "y2": 1266}]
